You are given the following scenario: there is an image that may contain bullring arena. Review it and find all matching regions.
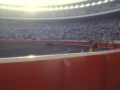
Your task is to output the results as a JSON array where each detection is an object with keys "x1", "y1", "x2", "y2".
[
  {"x1": 0, "y1": 40, "x2": 109, "y2": 58},
  {"x1": 0, "y1": 0, "x2": 120, "y2": 90}
]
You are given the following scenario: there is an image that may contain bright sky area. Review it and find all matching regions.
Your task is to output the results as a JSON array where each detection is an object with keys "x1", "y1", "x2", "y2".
[{"x1": 0, "y1": 0, "x2": 87, "y2": 6}]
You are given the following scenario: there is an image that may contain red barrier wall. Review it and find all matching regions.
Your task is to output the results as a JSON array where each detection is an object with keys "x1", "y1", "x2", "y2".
[
  {"x1": 66, "y1": 54, "x2": 105, "y2": 90},
  {"x1": 0, "y1": 51, "x2": 120, "y2": 90},
  {"x1": 105, "y1": 52, "x2": 120, "y2": 90},
  {"x1": 0, "y1": 59, "x2": 64, "y2": 90}
]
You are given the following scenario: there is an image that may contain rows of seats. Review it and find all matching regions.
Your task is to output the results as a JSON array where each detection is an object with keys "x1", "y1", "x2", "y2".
[{"x1": 0, "y1": 18, "x2": 120, "y2": 41}]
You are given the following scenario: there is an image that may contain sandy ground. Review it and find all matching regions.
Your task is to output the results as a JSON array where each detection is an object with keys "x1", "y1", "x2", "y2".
[{"x1": 0, "y1": 43, "x2": 108, "y2": 58}]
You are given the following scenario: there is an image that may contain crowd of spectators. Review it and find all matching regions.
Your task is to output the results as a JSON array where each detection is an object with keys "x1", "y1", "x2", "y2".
[
  {"x1": 0, "y1": 0, "x2": 120, "y2": 18},
  {"x1": 0, "y1": 18, "x2": 120, "y2": 41}
]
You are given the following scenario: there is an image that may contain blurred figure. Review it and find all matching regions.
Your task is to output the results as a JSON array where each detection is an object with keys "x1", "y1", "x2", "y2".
[
  {"x1": 89, "y1": 41, "x2": 94, "y2": 52},
  {"x1": 109, "y1": 41, "x2": 116, "y2": 50},
  {"x1": 97, "y1": 40, "x2": 101, "y2": 50}
]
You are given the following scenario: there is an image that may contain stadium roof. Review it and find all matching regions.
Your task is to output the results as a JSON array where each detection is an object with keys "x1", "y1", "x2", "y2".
[{"x1": 0, "y1": 0, "x2": 101, "y2": 6}]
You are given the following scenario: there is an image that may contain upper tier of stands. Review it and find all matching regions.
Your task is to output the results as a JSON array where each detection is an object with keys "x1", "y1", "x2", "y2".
[{"x1": 0, "y1": 0, "x2": 119, "y2": 18}]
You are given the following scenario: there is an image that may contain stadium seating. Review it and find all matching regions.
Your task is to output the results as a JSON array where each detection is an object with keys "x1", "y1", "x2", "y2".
[
  {"x1": 0, "y1": 18, "x2": 120, "y2": 41},
  {"x1": 0, "y1": 0, "x2": 120, "y2": 90}
]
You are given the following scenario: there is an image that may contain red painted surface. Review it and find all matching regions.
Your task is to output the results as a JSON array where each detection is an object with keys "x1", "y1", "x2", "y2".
[
  {"x1": 0, "y1": 59, "x2": 64, "y2": 90},
  {"x1": 0, "y1": 40, "x2": 120, "y2": 90},
  {"x1": 63, "y1": 59, "x2": 71, "y2": 90},
  {"x1": 67, "y1": 55, "x2": 105, "y2": 90},
  {"x1": 105, "y1": 52, "x2": 120, "y2": 90}
]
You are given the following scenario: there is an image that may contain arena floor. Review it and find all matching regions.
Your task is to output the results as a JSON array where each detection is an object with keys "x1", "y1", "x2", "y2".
[{"x1": 0, "y1": 43, "x2": 109, "y2": 58}]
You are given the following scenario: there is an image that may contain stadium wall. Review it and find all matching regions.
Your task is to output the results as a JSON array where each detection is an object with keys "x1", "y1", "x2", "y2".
[{"x1": 0, "y1": 50, "x2": 120, "y2": 90}]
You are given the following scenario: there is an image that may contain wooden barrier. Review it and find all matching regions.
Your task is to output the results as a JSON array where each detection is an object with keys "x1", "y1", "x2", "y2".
[
  {"x1": 0, "y1": 59, "x2": 64, "y2": 90},
  {"x1": 105, "y1": 52, "x2": 120, "y2": 90},
  {"x1": 63, "y1": 59, "x2": 71, "y2": 90}
]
